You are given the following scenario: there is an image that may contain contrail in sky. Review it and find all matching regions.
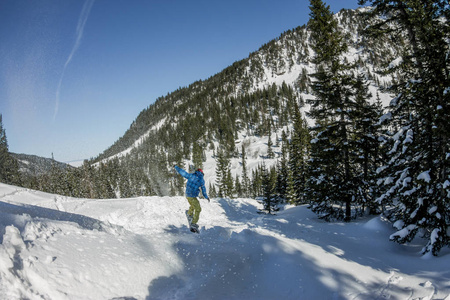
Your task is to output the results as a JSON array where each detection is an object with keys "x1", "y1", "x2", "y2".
[{"x1": 54, "y1": 0, "x2": 95, "y2": 121}]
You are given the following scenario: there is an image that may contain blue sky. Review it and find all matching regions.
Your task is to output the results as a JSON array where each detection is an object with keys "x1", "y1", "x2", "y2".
[{"x1": 0, "y1": 0, "x2": 361, "y2": 163}]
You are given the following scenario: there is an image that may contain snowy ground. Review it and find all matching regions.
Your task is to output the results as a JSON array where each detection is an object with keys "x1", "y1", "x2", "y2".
[{"x1": 0, "y1": 183, "x2": 449, "y2": 300}]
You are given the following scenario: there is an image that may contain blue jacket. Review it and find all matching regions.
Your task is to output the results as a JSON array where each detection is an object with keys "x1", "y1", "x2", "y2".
[{"x1": 175, "y1": 166, "x2": 209, "y2": 199}]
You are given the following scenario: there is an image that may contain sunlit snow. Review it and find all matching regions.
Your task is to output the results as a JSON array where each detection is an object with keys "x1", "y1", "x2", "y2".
[{"x1": 1, "y1": 183, "x2": 449, "y2": 299}]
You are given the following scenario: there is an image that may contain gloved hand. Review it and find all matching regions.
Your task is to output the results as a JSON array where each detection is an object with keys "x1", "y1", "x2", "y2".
[{"x1": 207, "y1": 198, "x2": 211, "y2": 203}]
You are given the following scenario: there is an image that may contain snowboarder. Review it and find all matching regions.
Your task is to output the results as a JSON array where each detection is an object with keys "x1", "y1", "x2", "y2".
[{"x1": 174, "y1": 165, "x2": 210, "y2": 233}]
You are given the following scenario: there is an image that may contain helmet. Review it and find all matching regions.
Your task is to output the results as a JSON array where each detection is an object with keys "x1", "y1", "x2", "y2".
[{"x1": 197, "y1": 168, "x2": 204, "y2": 175}]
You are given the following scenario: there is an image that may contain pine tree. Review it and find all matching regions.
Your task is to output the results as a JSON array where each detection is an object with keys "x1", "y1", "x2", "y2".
[
  {"x1": 352, "y1": 74, "x2": 384, "y2": 214},
  {"x1": 306, "y1": 0, "x2": 363, "y2": 221},
  {"x1": 251, "y1": 167, "x2": 263, "y2": 198},
  {"x1": 285, "y1": 168, "x2": 297, "y2": 204},
  {"x1": 172, "y1": 157, "x2": 185, "y2": 196},
  {"x1": 97, "y1": 162, "x2": 116, "y2": 198},
  {"x1": 360, "y1": 0, "x2": 450, "y2": 255},
  {"x1": 260, "y1": 163, "x2": 277, "y2": 214},
  {"x1": 276, "y1": 131, "x2": 290, "y2": 200},
  {"x1": 289, "y1": 101, "x2": 310, "y2": 204},
  {"x1": 226, "y1": 167, "x2": 234, "y2": 197},
  {"x1": 0, "y1": 114, "x2": 20, "y2": 185},
  {"x1": 209, "y1": 182, "x2": 217, "y2": 198},
  {"x1": 234, "y1": 175, "x2": 242, "y2": 197},
  {"x1": 308, "y1": 0, "x2": 347, "y2": 65},
  {"x1": 241, "y1": 144, "x2": 250, "y2": 197},
  {"x1": 48, "y1": 153, "x2": 66, "y2": 195},
  {"x1": 80, "y1": 160, "x2": 97, "y2": 198},
  {"x1": 215, "y1": 148, "x2": 232, "y2": 198},
  {"x1": 267, "y1": 122, "x2": 275, "y2": 158}
]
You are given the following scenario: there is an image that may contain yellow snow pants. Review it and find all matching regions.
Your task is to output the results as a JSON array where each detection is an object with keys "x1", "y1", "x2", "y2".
[{"x1": 187, "y1": 197, "x2": 202, "y2": 225}]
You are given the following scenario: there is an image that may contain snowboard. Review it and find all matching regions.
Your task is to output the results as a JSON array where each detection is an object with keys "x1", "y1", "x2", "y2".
[
  {"x1": 190, "y1": 224, "x2": 200, "y2": 234},
  {"x1": 185, "y1": 210, "x2": 199, "y2": 234}
]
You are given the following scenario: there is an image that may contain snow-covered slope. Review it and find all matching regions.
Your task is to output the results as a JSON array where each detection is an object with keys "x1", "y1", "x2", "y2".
[
  {"x1": 94, "y1": 8, "x2": 396, "y2": 171},
  {"x1": 1, "y1": 183, "x2": 449, "y2": 299},
  {"x1": 95, "y1": 117, "x2": 167, "y2": 166}
]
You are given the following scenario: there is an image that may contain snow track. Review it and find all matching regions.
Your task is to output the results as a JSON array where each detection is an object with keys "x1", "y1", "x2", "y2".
[{"x1": 1, "y1": 183, "x2": 449, "y2": 299}]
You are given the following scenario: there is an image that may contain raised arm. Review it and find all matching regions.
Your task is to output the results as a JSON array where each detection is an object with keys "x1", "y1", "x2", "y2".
[{"x1": 174, "y1": 165, "x2": 190, "y2": 179}]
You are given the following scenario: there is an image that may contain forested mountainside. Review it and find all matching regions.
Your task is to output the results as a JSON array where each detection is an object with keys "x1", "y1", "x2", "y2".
[
  {"x1": 95, "y1": 8, "x2": 400, "y2": 164},
  {"x1": 84, "y1": 8, "x2": 400, "y2": 198},
  {"x1": 91, "y1": 8, "x2": 391, "y2": 175},
  {"x1": 11, "y1": 153, "x2": 72, "y2": 176}
]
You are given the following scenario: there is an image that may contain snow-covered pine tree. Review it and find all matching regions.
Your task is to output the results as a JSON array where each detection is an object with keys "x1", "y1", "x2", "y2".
[
  {"x1": 306, "y1": 0, "x2": 362, "y2": 221},
  {"x1": 352, "y1": 73, "x2": 384, "y2": 214},
  {"x1": 360, "y1": 0, "x2": 450, "y2": 255}
]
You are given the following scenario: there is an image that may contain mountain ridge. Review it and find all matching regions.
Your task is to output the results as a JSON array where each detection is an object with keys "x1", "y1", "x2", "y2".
[{"x1": 93, "y1": 7, "x2": 398, "y2": 166}]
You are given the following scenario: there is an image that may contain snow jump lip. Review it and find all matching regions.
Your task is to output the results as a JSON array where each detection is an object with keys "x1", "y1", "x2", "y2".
[{"x1": 0, "y1": 200, "x2": 105, "y2": 231}]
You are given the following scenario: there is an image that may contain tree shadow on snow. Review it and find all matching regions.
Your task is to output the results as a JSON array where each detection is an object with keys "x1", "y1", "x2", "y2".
[
  {"x1": 253, "y1": 209, "x2": 450, "y2": 297},
  {"x1": 215, "y1": 198, "x2": 261, "y2": 223},
  {"x1": 145, "y1": 225, "x2": 396, "y2": 300}
]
